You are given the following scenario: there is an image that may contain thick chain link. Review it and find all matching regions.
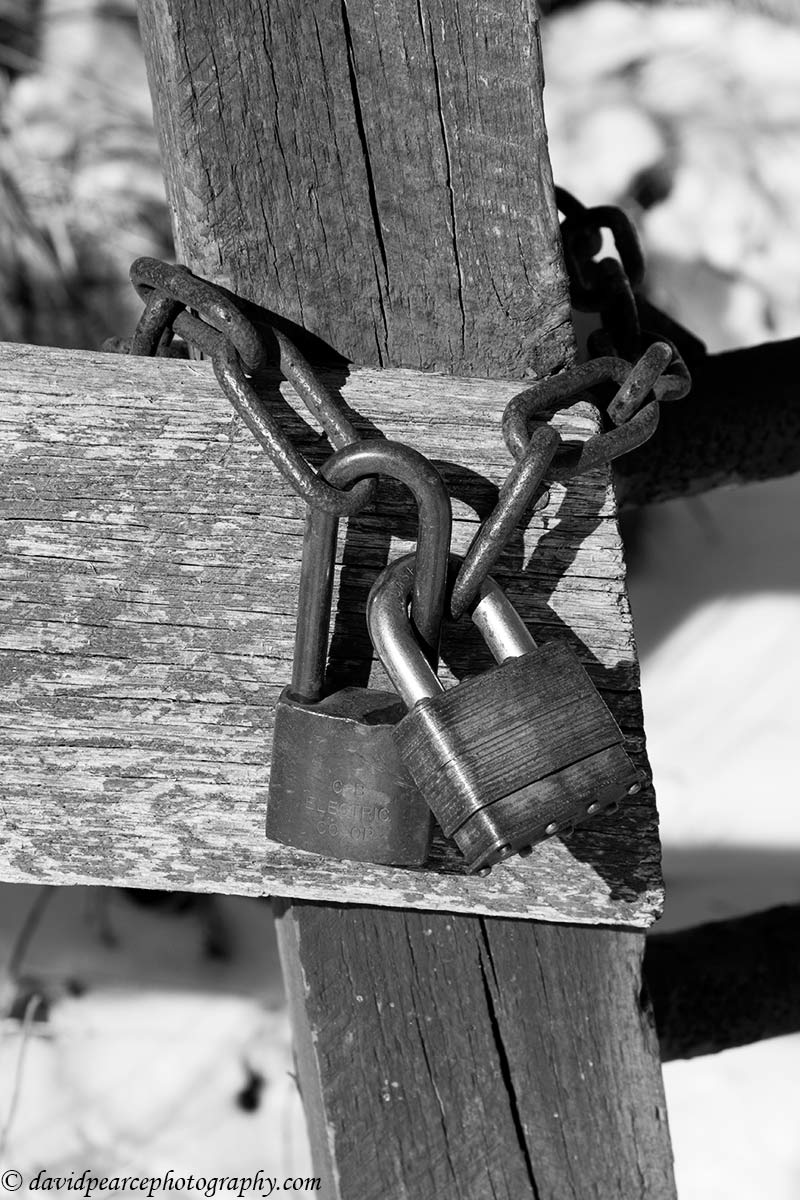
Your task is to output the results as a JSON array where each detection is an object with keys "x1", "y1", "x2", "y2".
[
  {"x1": 105, "y1": 258, "x2": 375, "y2": 516},
  {"x1": 449, "y1": 187, "x2": 698, "y2": 617},
  {"x1": 111, "y1": 193, "x2": 699, "y2": 625}
]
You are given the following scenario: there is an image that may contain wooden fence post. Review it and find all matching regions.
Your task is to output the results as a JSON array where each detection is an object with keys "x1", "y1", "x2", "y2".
[{"x1": 135, "y1": 2, "x2": 676, "y2": 1195}]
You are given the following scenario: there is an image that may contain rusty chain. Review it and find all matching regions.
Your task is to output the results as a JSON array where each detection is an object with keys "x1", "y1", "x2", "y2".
[
  {"x1": 105, "y1": 258, "x2": 376, "y2": 517},
  {"x1": 449, "y1": 188, "x2": 697, "y2": 618},
  {"x1": 111, "y1": 191, "x2": 696, "y2": 624}
]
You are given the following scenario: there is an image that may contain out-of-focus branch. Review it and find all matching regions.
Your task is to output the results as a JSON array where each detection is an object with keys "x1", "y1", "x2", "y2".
[
  {"x1": 615, "y1": 338, "x2": 800, "y2": 507},
  {"x1": 541, "y1": 0, "x2": 799, "y2": 24},
  {"x1": 645, "y1": 905, "x2": 800, "y2": 1061}
]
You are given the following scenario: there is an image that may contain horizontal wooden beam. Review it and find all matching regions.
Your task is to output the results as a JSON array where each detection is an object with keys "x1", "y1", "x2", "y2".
[
  {"x1": 646, "y1": 904, "x2": 800, "y2": 1060},
  {"x1": 616, "y1": 338, "x2": 800, "y2": 507},
  {"x1": 0, "y1": 342, "x2": 661, "y2": 925}
]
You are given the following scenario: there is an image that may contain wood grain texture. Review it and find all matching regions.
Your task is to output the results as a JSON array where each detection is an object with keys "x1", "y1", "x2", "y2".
[
  {"x1": 0, "y1": 342, "x2": 661, "y2": 926},
  {"x1": 131, "y1": 3, "x2": 675, "y2": 1194},
  {"x1": 277, "y1": 903, "x2": 674, "y2": 1199},
  {"x1": 136, "y1": 0, "x2": 572, "y2": 379}
]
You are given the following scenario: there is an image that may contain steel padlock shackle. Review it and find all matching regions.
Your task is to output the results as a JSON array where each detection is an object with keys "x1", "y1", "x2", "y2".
[
  {"x1": 368, "y1": 552, "x2": 642, "y2": 873},
  {"x1": 291, "y1": 442, "x2": 452, "y2": 705},
  {"x1": 367, "y1": 552, "x2": 536, "y2": 708}
]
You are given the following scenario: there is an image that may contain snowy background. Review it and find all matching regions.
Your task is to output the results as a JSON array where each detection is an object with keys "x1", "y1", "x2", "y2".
[{"x1": 1, "y1": 0, "x2": 799, "y2": 1195}]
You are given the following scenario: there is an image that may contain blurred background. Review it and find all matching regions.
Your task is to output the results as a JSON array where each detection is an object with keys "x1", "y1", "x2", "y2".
[{"x1": 1, "y1": 0, "x2": 799, "y2": 1194}]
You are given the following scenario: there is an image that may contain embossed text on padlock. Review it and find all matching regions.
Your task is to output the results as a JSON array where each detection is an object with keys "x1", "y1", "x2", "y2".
[
  {"x1": 267, "y1": 442, "x2": 451, "y2": 867},
  {"x1": 367, "y1": 554, "x2": 642, "y2": 874}
]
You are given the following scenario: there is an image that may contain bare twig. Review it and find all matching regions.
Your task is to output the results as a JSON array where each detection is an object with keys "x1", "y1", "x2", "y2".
[{"x1": 0, "y1": 992, "x2": 44, "y2": 1162}]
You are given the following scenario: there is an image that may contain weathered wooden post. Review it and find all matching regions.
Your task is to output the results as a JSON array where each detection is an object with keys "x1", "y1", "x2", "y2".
[{"x1": 11, "y1": 2, "x2": 678, "y2": 1194}]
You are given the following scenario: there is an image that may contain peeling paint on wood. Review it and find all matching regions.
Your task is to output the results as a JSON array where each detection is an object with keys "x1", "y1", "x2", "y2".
[{"x1": 0, "y1": 342, "x2": 661, "y2": 925}]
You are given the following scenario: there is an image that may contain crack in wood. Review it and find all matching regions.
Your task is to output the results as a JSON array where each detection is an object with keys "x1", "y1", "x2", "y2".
[{"x1": 340, "y1": 0, "x2": 391, "y2": 364}]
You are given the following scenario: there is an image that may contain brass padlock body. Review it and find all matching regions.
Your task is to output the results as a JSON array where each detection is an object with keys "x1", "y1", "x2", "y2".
[
  {"x1": 393, "y1": 641, "x2": 639, "y2": 872},
  {"x1": 266, "y1": 441, "x2": 451, "y2": 869},
  {"x1": 268, "y1": 685, "x2": 433, "y2": 866}
]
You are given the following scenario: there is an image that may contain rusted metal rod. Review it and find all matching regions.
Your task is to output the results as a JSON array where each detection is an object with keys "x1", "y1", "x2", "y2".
[
  {"x1": 645, "y1": 904, "x2": 800, "y2": 1061},
  {"x1": 615, "y1": 338, "x2": 800, "y2": 507}
]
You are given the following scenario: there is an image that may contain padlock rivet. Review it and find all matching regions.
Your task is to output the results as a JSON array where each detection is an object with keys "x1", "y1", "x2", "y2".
[
  {"x1": 627, "y1": 782, "x2": 642, "y2": 795},
  {"x1": 475, "y1": 865, "x2": 492, "y2": 877},
  {"x1": 498, "y1": 843, "x2": 514, "y2": 860},
  {"x1": 544, "y1": 821, "x2": 558, "y2": 836},
  {"x1": 518, "y1": 845, "x2": 533, "y2": 858},
  {"x1": 586, "y1": 802, "x2": 600, "y2": 815}
]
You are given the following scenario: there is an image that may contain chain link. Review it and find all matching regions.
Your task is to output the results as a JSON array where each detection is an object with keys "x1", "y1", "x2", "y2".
[
  {"x1": 451, "y1": 187, "x2": 697, "y2": 613},
  {"x1": 449, "y1": 425, "x2": 560, "y2": 620},
  {"x1": 110, "y1": 196, "x2": 700, "y2": 627},
  {"x1": 106, "y1": 259, "x2": 376, "y2": 516}
]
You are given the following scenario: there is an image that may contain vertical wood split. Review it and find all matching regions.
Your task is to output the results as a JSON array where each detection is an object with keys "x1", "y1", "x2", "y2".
[{"x1": 139, "y1": 0, "x2": 573, "y2": 376}]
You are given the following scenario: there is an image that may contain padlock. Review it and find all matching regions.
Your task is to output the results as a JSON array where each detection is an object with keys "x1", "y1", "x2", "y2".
[
  {"x1": 367, "y1": 553, "x2": 642, "y2": 874},
  {"x1": 267, "y1": 441, "x2": 452, "y2": 867}
]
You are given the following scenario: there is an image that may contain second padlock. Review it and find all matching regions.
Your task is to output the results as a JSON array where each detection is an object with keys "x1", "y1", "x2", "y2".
[
  {"x1": 267, "y1": 441, "x2": 451, "y2": 868},
  {"x1": 367, "y1": 553, "x2": 642, "y2": 874}
]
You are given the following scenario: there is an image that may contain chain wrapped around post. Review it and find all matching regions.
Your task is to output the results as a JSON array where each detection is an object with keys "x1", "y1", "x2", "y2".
[
  {"x1": 106, "y1": 232, "x2": 693, "y2": 874},
  {"x1": 108, "y1": 221, "x2": 698, "y2": 624},
  {"x1": 451, "y1": 186, "x2": 696, "y2": 618},
  {"x1": 105, "y1": 258, "x2": 377, "y2": 516}
]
